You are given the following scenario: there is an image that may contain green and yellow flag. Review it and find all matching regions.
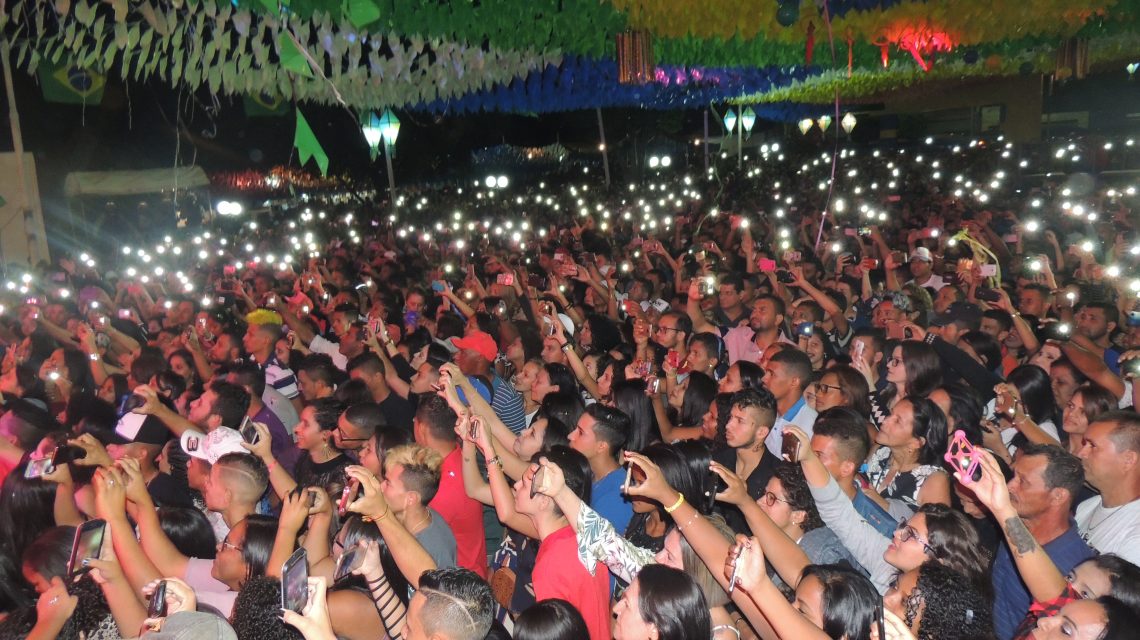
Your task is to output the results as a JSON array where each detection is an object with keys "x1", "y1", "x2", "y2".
[
  {"x1": 243, "y1": 93, "x2": 289, "y2": 117},
  {"x1": 37, "y1": 64, "x2": 105, "y2": 105}
]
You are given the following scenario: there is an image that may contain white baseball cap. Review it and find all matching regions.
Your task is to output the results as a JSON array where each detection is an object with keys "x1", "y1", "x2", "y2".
[{"x1": 180, "y1": 427, "x2": 249, "y2": 464}]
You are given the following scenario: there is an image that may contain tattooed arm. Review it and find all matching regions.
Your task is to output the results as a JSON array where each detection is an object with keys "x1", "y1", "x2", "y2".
[{"x1": 967, "y1": 450, "x2": 1069, "y2": 603}]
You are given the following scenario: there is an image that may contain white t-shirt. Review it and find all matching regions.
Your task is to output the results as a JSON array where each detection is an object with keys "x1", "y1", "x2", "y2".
[
  {"x1": 1075, "y1": 495, "x2": 1140, "y2": 567},
  {"x1": 908, "y1": 273, "x2": 947, "y2": 292},
  {"x1": 766, "y1": 400, "x2": 818, "y2": 458}
]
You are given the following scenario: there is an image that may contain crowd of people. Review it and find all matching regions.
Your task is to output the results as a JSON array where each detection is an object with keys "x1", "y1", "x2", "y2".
[{"x1": 1, "y1": 133, "x2": 1139, "y2": 640}]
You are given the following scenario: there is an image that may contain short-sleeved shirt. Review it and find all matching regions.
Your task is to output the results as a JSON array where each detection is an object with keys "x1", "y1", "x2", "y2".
[
  {"x1": 592, "y1": 467, "x2": 633, "y2": 534},
  {"x1": 416, "y1": 507, "x2": 458, "y2": 570},
  {"x1": 992, "y1": 525, "x2": 1093, "y2": 640},
  {"x1": 429, "y1": 448, "x2": 488, "y2": 578},
  {"x1": 259, "y1": 353, "x2": 299, "y2": 399},
  {"x1": 1075, "y1": 495, "x2": 1140, "y2": 566},
  {"x1": 490, "y1": 374, "x2": 527, "y2": 434},
  {"x1": 378, "y1": 392, "x2": 415, "y2": 432},
  {"x1": 533, "y1": 526, "x2": 612, "y2": 640},
  {"x1": 183, "y1": 557, "x2": 237, "y2": 617},
  {"x1": 766, "y1": 396, "x2": 817, "y2": 457}
]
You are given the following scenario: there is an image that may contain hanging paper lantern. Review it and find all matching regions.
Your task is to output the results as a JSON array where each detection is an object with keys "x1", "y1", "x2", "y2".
[
  {"x1": 798, "y1": 118, "x2": 814, "y2": 135},
  {"x1": 723, "y1": 108, "x2": 738, "y2": 133},
  {"x1": 616, "y1": 31, "x2": 654, "y2": 85},
  {"x1": 817, "y1": 114, "x2": 832, "y2": 132},
  {"x1": 841, "y1": 112, "x2": 857, "y2": 133},
  {"x1": 776, "y1": 1, "x2": 799, "y2": 27}
]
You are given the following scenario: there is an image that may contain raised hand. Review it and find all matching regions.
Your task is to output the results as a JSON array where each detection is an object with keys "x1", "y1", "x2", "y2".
[{"x1": 709, "y1": 461, "x2": 750, "y2": 507}]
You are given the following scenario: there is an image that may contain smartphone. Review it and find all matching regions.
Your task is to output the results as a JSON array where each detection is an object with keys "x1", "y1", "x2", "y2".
[
  {"x1": 944, "y1": 430, "x2": 982, "y2": 484},
  {"x1": 403, "y1": 310, "x2": 420, "y2": 328},
  {"x1": 920, "y1": 228, "x2": 941, "y2": 239},
  {"x1": 338, "y1": 478, "x2": 361, "y2": 517},
  {"x1": 794, "y1": 322, "x2": 814, "y2": 337},
  {"x1": 757, "y1": 258, "x2": 777, "y2": 273},
  {"x1": 24, "y1": 456, "x2": 55, "y2": 479},
  {"x1": 467, "y1": 415, "x2": 482, "y2": 442},
  {"x1": 648, "y1": 376, "x2": 661, "y2": 394},
  {"x1": 975, "y1": 288, "x2": 1002, "y2": 303},
  {"x1": 496, "y1": 273, "x2": 515, "y2": 287},
  {"x1": 844, "y1": 227, "x2": 858, "y2": 237},
  {"x1": 704, "y1": 471, "x2": 727, "y2": 512},
  {"x1": 281, "y1": 548, "x2": 309, "y2": 614},
  {"x1": 622, "y1": 462, "x2": 634, "y2": 494},
  {"x1": 784, "y1": 251, "x2": 802, "y2": 263},
  {"x1": 852, "y1": 339, "x2": 866, "y2": 362},
  {"x1": 665, "y1": 350, "x2": 682, "y2": 370},
  {"x1": 527, "y1": 274, "x2": 547, "y2": 290},
  {"x1": 1127, "y1": 310, "x2": 1140, "y2": 328},
  {"x1": 52, "y1": 445, "x2": 84, "y2": 467},
  {"x1": 979, "y1": 264, "x2": 998, "y2": 277},
  {"x1": 781, "y1": 432, "x2": 801, "y2": 462},
  {"x1": 775, "y1": 270, "x2": 797, "y2": 284},
  {"x1": 147, "y1": 580, "x2": 168, "y2": 618},
  {"x1": 861, "y1": 258, "x2": 880, "y2": 270},
  {"x1": 728, "y1": 540, "x2": 744, "y2": 595},
  {"x1": 119, "y1": 393, "x2": 146, "y2": 415},
  {"x1": 530, "y1": 465, "x2": 547, "y2": 499},
  {"x1": 67, "y1": 519, "x2": 107, "y2": 577},
  {"x1": 431, "y1": 280, "x2": 447, "y2": 292},
  {"x1": 223, "y1": 265, "x2": 237, "y2": 277},
  {"x1": 239, "y1": 416, "x2": 260, "y2": 445},
  {"x1": 334, "y1": 545, "x2": 365, "y2": 583}
]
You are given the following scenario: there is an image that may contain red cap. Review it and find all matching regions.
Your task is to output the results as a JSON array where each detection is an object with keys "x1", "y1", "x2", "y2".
[{"x1": 451, "y1": 331, "x2": 498, "y2": 362}]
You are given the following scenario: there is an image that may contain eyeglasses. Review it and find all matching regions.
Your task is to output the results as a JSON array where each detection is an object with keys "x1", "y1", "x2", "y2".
[
  {"x1": 220, "y1": 539, "x2": 243, "y2": 553},
  {"x1": 887, "y1": 357, "x2": 903, "y2": 367},
  {"x1": 655, "y1": 325, "x2": 680, "y2": 333},
  {"x1": 816, "y1": 382, "x2": 842, "y2": 394},
  {"x1": 762, "y1": 491, "x2": 792, "y2": 507},
  {"x1": 336, "y1": 428, "x2": 370, "y2": 443},
  {"x1": 896, "y1": 523, "x2": 934, "y2": 555}
]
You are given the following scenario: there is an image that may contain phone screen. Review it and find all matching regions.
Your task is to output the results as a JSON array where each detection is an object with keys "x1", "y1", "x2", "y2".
[
  {"x1": 281, "y1": 548, "x2": 309, "y2": 613},
  {"x1": 338, "y1": 478, "x2": 361, "y2": 516},
  {"x1": 68, "y1": 519, "x2": 107, "y2": 577},
  {"x1": 24, "y1": 457, "x2": 54, "y2": 479},
  {"x1": 239, "y1": 416, "x2": 259, "y2": 445},
  {"x1": 334, "y1": 545, "x2": 364, "y2": 583}
]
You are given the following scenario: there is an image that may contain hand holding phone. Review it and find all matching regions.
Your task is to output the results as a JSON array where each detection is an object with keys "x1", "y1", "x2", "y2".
[
  {"x1": 281, "y1": 548, "x2": 309, "y2": 614},
  {"x1": 68, "y1": 519, "x2": 107, "y2": 578},
  {"x1": 147, "y1": 580, "x2": 168, "y2": 618},
  {"x1": 338, "y1": 477, "x2": 361, "y2": 517}
]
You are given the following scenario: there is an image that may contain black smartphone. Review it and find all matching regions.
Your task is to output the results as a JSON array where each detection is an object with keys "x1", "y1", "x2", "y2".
[
  {"x1": 281, "y1": 548, "x2": 309, "y2": 614},
  {"x1": 775, "y1": 270, "x2": 797, "y2": 284},
  {"x1": 147, "y1": 580, "x2": 168, "y2": 618},
  {"x1": 704, "y1": 472, "x2": 727, "y2": 512},
  {"x1": 68, "y1": 519, "x2": 107, "y2": 577},
  {"x1": 334, "y1": 545, "x2": 365, "y2": 583},
  {"x1": 975, "y1": 288, "x2": 1002, "y2": 303}
]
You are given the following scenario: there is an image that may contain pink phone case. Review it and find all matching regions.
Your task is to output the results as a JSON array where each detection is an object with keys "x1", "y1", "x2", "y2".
[{"x1": 944, "y1": 430, "x2": 981, "y2": 484}]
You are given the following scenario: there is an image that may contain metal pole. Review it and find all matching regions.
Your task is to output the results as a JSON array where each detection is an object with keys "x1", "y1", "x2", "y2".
[
  {"x1": 703, "y1": 110, "x2": 709, "y2": 173},
  {"x1": 596, "y1": 108, "x2": 611, "y2": 189},
  {"x1": 384, "y1": 143, "x2": 396, "y2": 213},
  {"x1": 737, "y1": 116, "x2": 743, "y2": 169}
]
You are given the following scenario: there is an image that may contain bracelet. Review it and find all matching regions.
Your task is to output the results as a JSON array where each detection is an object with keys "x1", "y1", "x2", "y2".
[
  {"x1": 663, "y1": 493, "x2": 685, "y2": 514},
  {"x1": 487, "y1": 456, "x2": 503, "y2": 468},
  {"x1": 560, "y1": 341, "x2": 574, "y2": 352},
  {"x1": 363, "y1": 503, "x2": 390, "y2": 523}
]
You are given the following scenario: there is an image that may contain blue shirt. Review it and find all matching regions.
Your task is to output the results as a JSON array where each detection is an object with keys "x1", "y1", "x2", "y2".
[
  {"x1": 992, "y1": 524, "x2": 1093, "y2": 640},
  {"x1": 591, "y1": 468, "x2": 633, "y2": 534}
]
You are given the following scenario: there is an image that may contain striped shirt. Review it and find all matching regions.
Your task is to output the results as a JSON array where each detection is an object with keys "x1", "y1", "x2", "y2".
[
  {"x1": 259, "y1": 353, "x2": 299, "y2": 399},
  {"x1": 491, "y1": 374, "x2": 527, "y2": 434}
]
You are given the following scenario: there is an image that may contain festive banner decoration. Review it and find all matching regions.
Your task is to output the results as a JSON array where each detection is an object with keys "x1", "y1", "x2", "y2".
[
  {"x1": 243, "y1": 93, "x2": 290, "y2": 117},
  {"x1": 293, "y1": 109, "x2": 329, "y2": 176}
]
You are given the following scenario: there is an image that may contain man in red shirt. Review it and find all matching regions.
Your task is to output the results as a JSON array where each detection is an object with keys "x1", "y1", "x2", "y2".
[
  {"x1": 515, "y1": 445, "x2": 611, "y2": 640},
  {"x1": 414, "y1": 395, "x2": 488, "y2": 578}
]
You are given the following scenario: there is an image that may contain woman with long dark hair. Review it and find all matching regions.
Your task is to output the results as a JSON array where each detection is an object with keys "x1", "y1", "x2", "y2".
[
  {"x1": 863, "y1": 397, "x2": 951, "y2": 508},
  {"x1": 652, "y1": 371, "x2": 717, "y2": 442},
  {"x1": 994, "y1": 364, "x2": 1062, "y2": 453},
  {"x1": 1060, "y1": 383, "x2": 1117, "y2": 455},
  {"x1": 862, "y1": 340, "x2": 942, "y2": 428},
  {"x1": 613, "y1": 565, "x2": 712, "y2": 640},
  {"x1": 717, "y1": 361, "x2": 764, "y2": 395},
  {"x1": 611, "y1": 378, "x2": 659, "y2": 453},
  {"x1": 813, "y1": 364, "x2": 872, "y2": 419}
]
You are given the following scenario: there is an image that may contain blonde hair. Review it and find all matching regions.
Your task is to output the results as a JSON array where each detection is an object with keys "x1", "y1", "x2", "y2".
[{"x1": 384, "y1": 444, "x2": 443, "y2": 504}]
